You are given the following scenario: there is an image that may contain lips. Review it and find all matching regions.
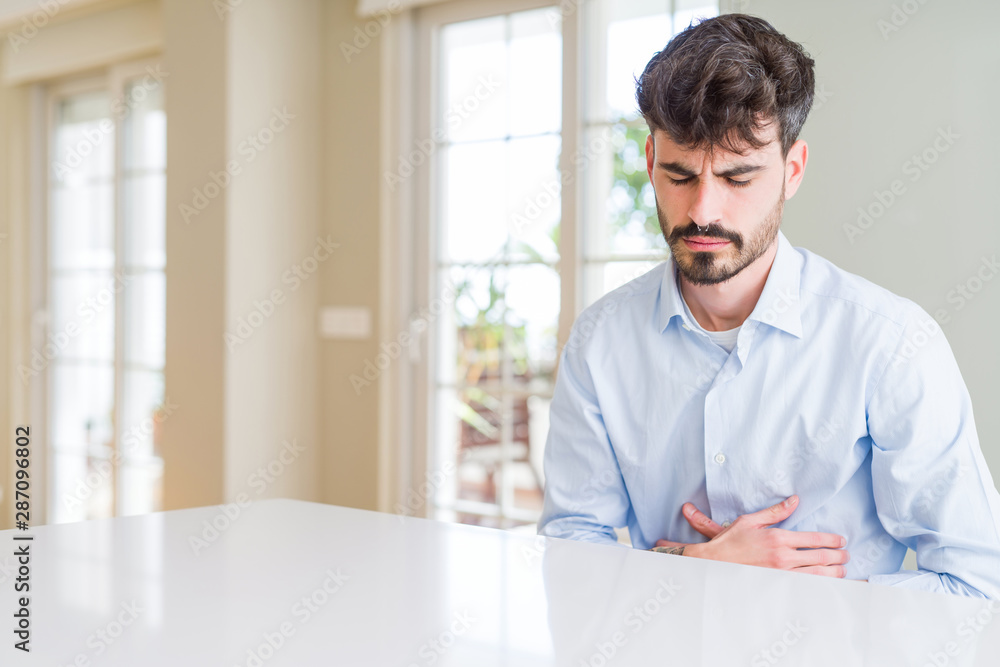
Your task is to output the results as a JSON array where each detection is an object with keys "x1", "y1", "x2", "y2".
[{"x1": 683, "y1": 237, "x2": 730, "y2": 250}]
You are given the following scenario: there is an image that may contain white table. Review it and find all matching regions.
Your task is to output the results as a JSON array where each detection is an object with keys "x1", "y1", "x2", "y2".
[{"x1": 4, "y1": 498, "x2": 999, "y2": 665}]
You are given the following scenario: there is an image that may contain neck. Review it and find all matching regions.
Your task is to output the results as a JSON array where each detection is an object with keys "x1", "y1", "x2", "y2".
[{"x1": 679, "y1": 240, "x2": 779, "y2": 332}]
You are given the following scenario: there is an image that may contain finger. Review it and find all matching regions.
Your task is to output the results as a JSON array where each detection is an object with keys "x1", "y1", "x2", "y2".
[
  {"x1": 791, "y1": 565, "x2": 846, "y2": 578},
  {"x1": 789, "y1": 548, "x2": 851, "y2": 568},
  {"x1": 776, "y1": 530, "x2": 847, "y2": 550},
  {"x1": 654, "y1": 539, "x2": 686, "y2": 548},
  {"x1": 682, "y1": 503, "x2": 723, "y2": 538},
  {"x1": 748, "y1": 495, "x2": 799, "y2": 527}
]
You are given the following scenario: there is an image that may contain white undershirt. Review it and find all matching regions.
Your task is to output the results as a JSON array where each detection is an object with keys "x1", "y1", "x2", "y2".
[{"x1": 677, "y1": 276, "x2": 742, "y2": 353}]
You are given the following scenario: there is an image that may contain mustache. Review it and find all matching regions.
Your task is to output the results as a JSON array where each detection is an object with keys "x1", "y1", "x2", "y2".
[{"x1": 668, "y1": 222, "x2": 743, "y2": 248}]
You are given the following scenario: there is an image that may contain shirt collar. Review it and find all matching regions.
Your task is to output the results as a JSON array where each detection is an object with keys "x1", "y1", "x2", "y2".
[{"x1": 657, "y1": 230, "x2": 803, "y2": 338}]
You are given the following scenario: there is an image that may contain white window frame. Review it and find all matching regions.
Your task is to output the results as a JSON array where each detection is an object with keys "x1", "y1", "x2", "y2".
[
  {"x1": 380, "y1": 0, "x2": 579, "y2": 521},
  {"x1": 41, "y1": 56, "x2": 165, "y2": 523}
]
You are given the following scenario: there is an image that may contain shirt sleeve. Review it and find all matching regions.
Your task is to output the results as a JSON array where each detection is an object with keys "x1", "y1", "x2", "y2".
[
  {"x1": 866, "y1": 306, "x2": 1000, "y2": 598},
  {"x1": 536, "y1": 342, "x2": 632, "y2": 547}
]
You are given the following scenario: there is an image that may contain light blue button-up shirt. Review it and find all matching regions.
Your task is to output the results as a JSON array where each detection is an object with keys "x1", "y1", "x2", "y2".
[{"x1": 538, "y1": 231, "x2": 1000, "y2": 598}]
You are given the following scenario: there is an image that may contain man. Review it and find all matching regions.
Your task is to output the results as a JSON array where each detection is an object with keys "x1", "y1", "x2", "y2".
[{"x1": 537, "y1": 13, "x2": 1000, "y2": 598}]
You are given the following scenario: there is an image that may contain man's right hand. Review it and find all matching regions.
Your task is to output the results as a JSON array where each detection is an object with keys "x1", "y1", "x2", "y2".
[{"x1": 672, "y1": 495, "x2": 851, "y2": 578}]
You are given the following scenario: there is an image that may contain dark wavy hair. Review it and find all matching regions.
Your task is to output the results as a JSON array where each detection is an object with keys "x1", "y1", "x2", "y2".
[{"x1": 635, "y1": 13, "x2": 815, "y2": 158}]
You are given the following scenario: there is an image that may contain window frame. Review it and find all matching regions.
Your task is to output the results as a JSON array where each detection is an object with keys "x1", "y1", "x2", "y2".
[
  {"x1": 384, "y1": 0, "x2": 578, "y2": 526},
  {"x1": 41, "y1": 56, "x2": 166, "y2": 524}
]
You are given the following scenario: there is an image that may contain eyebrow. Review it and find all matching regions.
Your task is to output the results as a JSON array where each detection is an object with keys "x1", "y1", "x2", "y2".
[{"x1": 658, "y1": 161, "x2": 766, "y2": 179}]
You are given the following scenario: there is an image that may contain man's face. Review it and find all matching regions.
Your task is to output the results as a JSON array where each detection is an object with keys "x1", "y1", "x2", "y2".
[{"x1": 645, "y1": 123, "x2": 792, "y2": 286}]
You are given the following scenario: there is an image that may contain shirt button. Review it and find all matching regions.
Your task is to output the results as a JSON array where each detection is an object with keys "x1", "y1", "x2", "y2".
[
  {"x1": 714, "y1": 453, "x2": 726, "y2": 465},
  {"x1": 682, "y1": 324, "x2": 691, "y2": 331},
  {"x1": 722, "y1": 520, "x2": 732, "y2": 528}
]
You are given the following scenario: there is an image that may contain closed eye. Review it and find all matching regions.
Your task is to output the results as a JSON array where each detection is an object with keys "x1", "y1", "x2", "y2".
[{"x1": 667, "y1": 176, "x2": 752, "y2": 189}]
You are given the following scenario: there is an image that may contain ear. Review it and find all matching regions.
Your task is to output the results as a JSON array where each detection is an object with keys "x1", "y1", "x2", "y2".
[
  {"x1": 783, "y1": 139, "x2": 808, "y2": 199},
  {"x1": 645, "y1": 132, "x2": 655, "y2": 183}
]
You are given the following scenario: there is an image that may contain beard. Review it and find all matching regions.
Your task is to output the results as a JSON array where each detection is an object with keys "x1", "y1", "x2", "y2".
[{"x1": 658, "y1": 183, "x2": 785, "y2": 286}]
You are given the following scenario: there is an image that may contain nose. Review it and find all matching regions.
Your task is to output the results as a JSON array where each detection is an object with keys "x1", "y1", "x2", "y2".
[{"x1": 686, "y1": 179, "x2": 724, "y2": 229}]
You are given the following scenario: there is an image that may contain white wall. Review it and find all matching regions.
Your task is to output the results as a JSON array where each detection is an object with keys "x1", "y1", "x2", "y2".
[
  {"x1": 223, "y1": 0, "x2": 322, "y2": 504},
  {"x1": 738, "y1": 0, "x2": 1000, "y2": 481},
  {"x1": 164, "y1": 0, "x2": 325, "y2": 508}
]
